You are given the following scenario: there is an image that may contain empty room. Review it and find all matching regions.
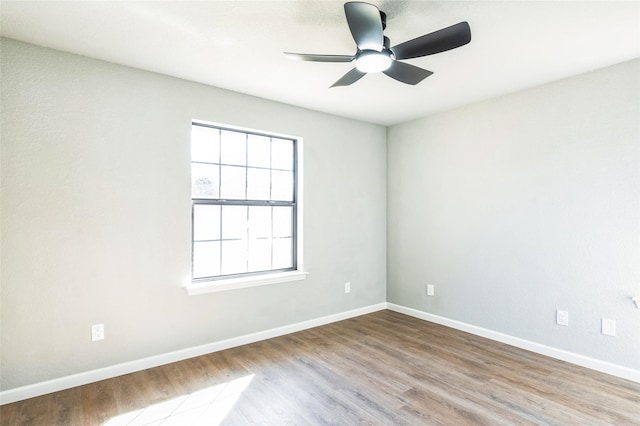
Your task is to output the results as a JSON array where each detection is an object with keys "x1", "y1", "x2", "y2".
[{"x1": 1, "y1": 1, "x2": 639, "y2": 424}]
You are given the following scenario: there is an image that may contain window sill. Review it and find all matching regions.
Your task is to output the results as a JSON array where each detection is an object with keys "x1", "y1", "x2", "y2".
[{"x1": 186, "y1": 271, "x2": 308, "y2": 295}]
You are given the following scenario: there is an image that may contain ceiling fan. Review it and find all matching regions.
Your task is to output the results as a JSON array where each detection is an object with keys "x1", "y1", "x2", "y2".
[{"x1": 284, "y1": 1, "x2": 471, "y2": 87}]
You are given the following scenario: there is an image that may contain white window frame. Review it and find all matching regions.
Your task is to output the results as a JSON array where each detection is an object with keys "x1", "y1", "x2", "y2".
[{"x1": 186, "y1": 120, "x2": 306, "y2": 295}]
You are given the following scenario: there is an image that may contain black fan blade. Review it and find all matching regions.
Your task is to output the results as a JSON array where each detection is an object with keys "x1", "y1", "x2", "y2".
[
  {"x1": 284, "y1": 52, "x2": 355, "y2": 63},
  {"x1": 383, "y1": 61, "x2": 433, "y2": 85},
  {"x1": 330, "y1": 68, "x2": 366, "y2": 87},
  {"x1": 344, "y1": 2, "x2": 384, "y2": 51},
  {"x1": 391, "y1": 21, "x2": 471, "y2": 60}
]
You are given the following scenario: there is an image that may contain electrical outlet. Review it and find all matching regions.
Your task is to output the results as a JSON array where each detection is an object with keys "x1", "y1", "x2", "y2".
[
  {"x1": 602, "y1": 318, "x2": 616, "y2": 336},
  {"x1": 91, "y1": 324, "x2": 105, "y2": 341},
  {"x1": 344, "y1": 282, "x2": 351, "y2": 294},
  {"x1": 556, "y1": 310, "x2": 569, "y2": 326},
  {"x1": 426, "y1": 285, "x2": 435, "y2": 296}
]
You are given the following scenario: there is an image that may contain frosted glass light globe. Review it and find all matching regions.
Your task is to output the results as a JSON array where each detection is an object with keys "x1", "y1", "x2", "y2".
[{"x1": 356, "y1": 51, "x2": 392, "y2": 73}]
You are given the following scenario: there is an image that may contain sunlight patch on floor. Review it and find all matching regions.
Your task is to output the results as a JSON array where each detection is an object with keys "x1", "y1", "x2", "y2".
[{"x1": 102, "y1": 374, "x2": 255, "y2": 426}]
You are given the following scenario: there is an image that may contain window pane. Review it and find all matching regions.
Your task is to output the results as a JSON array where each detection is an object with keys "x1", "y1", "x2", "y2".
[
  {"x1": 191, "y1": 123, "x2": 297, "y2": 280},
  {"x1": 193, "y1": 241, "x2": 220, "y2": 278},
  {"x1": 191, "y1": 125, "x2": 219, "y2": 163},
  {"x1": 193, "y1": 205, "x2": 220, "y2": 241},
  {"x1": 273, "y1": 206, "x2": 292, "y2": 238},
  {"x1": 248, "y1": 206, "x2": 271, "y2": 239},
  {"x1": 220, "y1": 166, "x2": 246, "y2": 199},
  {"x1": 273, "y1": 237, "x2": 293, "y2": 269},
  {"x1": 221, "y1": 240, "x2": 247, "y2": 275},
  {"x1": 271, "y1": 170, "x2": 293, "y2": 201},
  {"x1": 247, "y1": 134, "x2": 270, "y2": 168},
  {"x1": 272, "y1": 138, "x2": 293, "y2": 170},
  {"x1": 191, "y1": 163, "x2": 219, "y2": 198},
  {"x1": 222, "y1": 205, "x2": 247, "y2": 240},
  {"x1": 220, "y1": 130, "x2": 246, "y2": 166},
  {"x1": 247, "y1": 168, "x2": 270, "y2": 200},
  {"x1": 248, "y1": 238, "x2": 272, "y2": 272}
]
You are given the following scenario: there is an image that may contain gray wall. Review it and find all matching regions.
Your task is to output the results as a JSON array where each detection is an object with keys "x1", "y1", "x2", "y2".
[
  {"x1": 387, "y1": 59, "x2": 640, "y2": 369},
  {"x1": 2, "y1": 36, "x2": 638, "y2": 392},
  {"x1": 0, "y1": 39, "x2": 387, "y2": 390}
]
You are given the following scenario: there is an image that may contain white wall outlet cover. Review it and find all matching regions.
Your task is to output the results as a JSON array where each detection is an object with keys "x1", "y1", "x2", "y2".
[
  {"x1": 556, "y1": 310, "x2": 569, "y2": 326},
  {"x1": 602, "y1": 318, "x2": 616, "y2": 336},
  {"x1": 344, "y1": 282, "x2": 351, "y2": 294},
  {"x1": 427, "y1": 285, "x2": 435, "y2": 296},
  {"x1": 91, "y1": 324, "x2": 105, "y2": 341}
]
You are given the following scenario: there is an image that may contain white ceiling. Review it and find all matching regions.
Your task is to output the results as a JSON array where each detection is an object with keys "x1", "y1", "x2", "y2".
[{"x1": 1, "y1": 1, "x2": 639, "y2": 126}]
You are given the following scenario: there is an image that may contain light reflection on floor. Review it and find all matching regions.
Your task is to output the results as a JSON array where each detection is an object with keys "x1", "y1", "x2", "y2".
[{"x1": 102, "y1": 374, "x2": 254, "y2": 426}]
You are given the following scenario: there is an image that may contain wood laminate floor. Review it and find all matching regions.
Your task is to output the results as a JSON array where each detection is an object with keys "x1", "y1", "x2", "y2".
[{"x1": 1, "y1": 310, "x2": 639, "y2": 425}]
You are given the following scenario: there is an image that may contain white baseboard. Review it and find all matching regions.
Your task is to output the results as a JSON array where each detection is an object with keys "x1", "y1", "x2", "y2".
[
  {"x1": 0, "y1": 303, "x2": 387, "y2": 405},
  {"x1": 387, "y1": 303, "x2": 640, "y2": 384},
  {"x1": 4, "y1": 302, "x2": 637, "y2": 405}
]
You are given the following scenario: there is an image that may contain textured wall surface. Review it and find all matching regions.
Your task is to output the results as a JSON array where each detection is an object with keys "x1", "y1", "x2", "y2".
[
  {"x1": 2, "y1": 36, "x2": 638, "y2": 393},
  {"x1": 0, "y1": 38, "x2": 387, "y2": 390},
  {"x1": 387, "y1": 59, "x2": 640, "y2": 369}
]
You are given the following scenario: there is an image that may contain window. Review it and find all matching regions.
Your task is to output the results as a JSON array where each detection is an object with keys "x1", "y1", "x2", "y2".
[{"x1": 190, "y1": 122, "x2": 303, "y2": 291}]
